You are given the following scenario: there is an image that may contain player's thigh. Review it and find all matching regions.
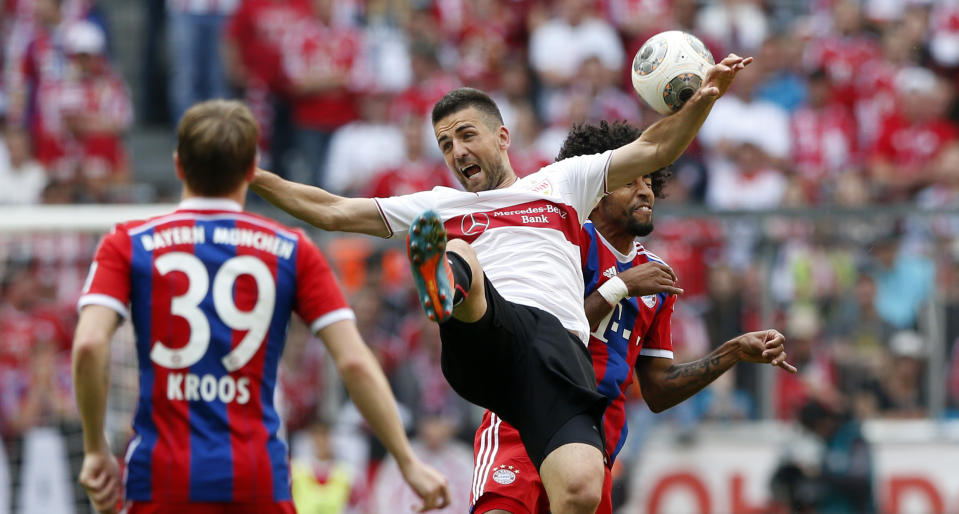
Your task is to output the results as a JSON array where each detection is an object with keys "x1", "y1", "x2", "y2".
[{"x1": 472, "y1": 413, "x2": 549, "y2": 514}]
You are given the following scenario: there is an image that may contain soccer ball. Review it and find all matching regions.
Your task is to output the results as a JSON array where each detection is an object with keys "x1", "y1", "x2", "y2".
[{"x1": 631, "y1": 31, "x2": 714, "y2": 115}]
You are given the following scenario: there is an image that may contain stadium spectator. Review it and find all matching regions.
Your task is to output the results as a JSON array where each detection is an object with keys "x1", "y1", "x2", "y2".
[
  {"x1": 528, "y1": 0, "x2": 624, "y2": 123},
  {"x1": 322, "y1": 89, "x2": 404, "y2": 195},
  {"x1": 0, "y1": 127, "x2": 47, "y2": 205},
  {"x1": 391, "y1": 41, "x2": 459, "y2": 122},
  {"x1": 390, "y1": 317, "x2": 471, "y2": 430},
  {"x1": 789, "y1": 68, "x2": 858, "y2": 199},
  {"x1": 772, "y1": 400, "x2": 876, "y2": 514},
  {"x1": 224, "y1": 0, "x2": 312, "y2": 171},
  {"x1": 59, "y1": 20, "x2": 133, "y2": 202},
  {"x1": 868, "y1": 67, "x2": 958, "y2": 201},
  {"x1": 8, "y1": 0, "x2": 70, "y2": 172},
  {"x1": 705, "y1": 140, "x2": 788, "y2": 210},
  {"x1": 277, "y1": 319, "x2": 331, "y2": 436},
  {"x1": 854, "y1": 22, "x2": 919, "y2": 154},
  {"x1": 753, "y1": 35, "x2": 807, "y2": 114},
  {"x1": 775, "y1": 304, "x2": 839, "y2": 421},
  {"x1": 802, "y1": 0, "x2": 881, "y2": 112},
  {"x1": 453, "y1": 15, "x2": 510, "y2": 92},
  {"x1": 694, "y1": 0, "x2": 768, "y2": 54},
  {"x1": 867, "y1": 231, "x2": 935, "y2": 330},
  {"x1": 698, "y1": 60, "x2": 792, "y2": 167},
  {"x1": 877, "y1": 330, "x2": 928, "y2": 418},
  {"x1": 166, "y1": 0, "x2": 237, "y2": 123},
  {"x1": 282, "y1": 0, "x2": 363, "y2": 188},
  {"x1": 71, "y1": 100, "x2": 449, "y2": 513},
  {"x1": 370, "y1": 411, "x2": 474, "y2": 514},
  {"x1": 289, "y1": 419, "x2": 357, "y2": 514}
]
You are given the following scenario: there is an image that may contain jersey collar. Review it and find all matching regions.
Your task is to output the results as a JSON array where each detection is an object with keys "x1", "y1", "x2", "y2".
[
  {"x1": 178, "y1": 197, "x2": 243, "y2": 212},
  {"x1": 594, "y1": 228, "x2": 638, "y2": 263}
]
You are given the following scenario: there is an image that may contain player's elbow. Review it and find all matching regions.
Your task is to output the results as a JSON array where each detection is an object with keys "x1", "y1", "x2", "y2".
[
  {"x1": 71, "y1": 334, "x2": 109, "y2": 366},
  {"x1": 639, "y1": 383, "x2": 671, "y2": 413},
  {"x1": 646, "y1": 399, "x2": 670, "y2": 413},
  {"x1": 335, "y1": 353, "x2": 375, "y2": 383}
]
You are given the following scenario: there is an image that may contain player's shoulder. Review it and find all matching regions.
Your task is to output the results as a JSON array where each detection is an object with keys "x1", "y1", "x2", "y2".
[
  {"x1": 581, "y1": 219, "x2": 599, "y2": 240},
  {"x1": 635, "y1": 242, "x2": 668, "y2": 267}
]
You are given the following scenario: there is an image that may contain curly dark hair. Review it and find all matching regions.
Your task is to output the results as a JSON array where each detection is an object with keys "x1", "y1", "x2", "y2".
[{"x1": 556, "y1": 120, "x2": 672, "y2": 198}]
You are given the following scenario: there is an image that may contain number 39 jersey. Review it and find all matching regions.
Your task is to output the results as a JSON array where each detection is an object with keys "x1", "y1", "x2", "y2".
[
  {"x1": 581, "y1": 221, "x2": 675, "y2": 463},
  {"x1": 78, "y1": 198, "x2": 354, "y2": 503}
]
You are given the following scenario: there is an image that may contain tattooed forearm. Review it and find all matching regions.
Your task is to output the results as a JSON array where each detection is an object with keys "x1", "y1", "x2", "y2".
[{"x1": 664, "y1": 355, "x2": 723, "y2": 381}]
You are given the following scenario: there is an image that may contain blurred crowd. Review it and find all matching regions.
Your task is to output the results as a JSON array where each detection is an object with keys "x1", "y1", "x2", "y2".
[{"x1": 2, "y1": 0, "x2": 959, "y2": 511}]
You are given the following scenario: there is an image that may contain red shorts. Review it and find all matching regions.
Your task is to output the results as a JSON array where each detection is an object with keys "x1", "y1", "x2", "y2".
[
  {"x1": 125, "y1": 500, "x2": 296, "y2": 514},
  {"x1": 471, "y1": 411, "x2": 613, "y2": 514}
]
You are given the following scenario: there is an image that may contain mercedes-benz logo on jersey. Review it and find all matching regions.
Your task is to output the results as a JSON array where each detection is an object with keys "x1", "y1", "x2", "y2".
[{"x1": 461, "y1": 212, "x2": 491, "y2": 236}]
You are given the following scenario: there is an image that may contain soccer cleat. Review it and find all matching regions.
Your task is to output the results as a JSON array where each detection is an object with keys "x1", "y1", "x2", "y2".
[{"x1": 407, "y1": 210, "x2": 455, "y2": 323}]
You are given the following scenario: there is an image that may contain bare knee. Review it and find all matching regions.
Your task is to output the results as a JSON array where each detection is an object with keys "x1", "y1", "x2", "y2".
[
  {"x1": 541, "y1": 444, "x2": 604, "y2": 514},
  {"x1": 556, "y1": 471, "x2": 602, "y2": 514}
]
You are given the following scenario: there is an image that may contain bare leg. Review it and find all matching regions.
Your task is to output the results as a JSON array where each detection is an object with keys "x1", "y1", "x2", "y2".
[{"x1": 540, "y1": 443, "x2": 604, "y2": 514}]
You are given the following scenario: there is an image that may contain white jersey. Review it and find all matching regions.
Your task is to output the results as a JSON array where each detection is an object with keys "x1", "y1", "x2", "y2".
[{"x1": 375, "y1": 151, "x2": 612, "y2": 344}]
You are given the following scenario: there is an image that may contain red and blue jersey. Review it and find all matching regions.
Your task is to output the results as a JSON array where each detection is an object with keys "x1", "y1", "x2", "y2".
[
  {"x1": 78, "y1": 198, "x2": 354, "y2": 503},
  {"x1": 580, "y1": 221, "x2": 675, "y2": 463}
]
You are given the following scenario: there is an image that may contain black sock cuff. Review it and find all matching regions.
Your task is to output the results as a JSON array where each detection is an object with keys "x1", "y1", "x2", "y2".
[{"x1": 446, "y1": 251, "x2": 473, "y2": 303}]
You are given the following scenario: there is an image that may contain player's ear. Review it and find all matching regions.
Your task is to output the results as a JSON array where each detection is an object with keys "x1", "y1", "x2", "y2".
[
  {"x1": 173, "y1": 151, "x2": 185, "y2": 181},
  {"x1": 245, "y1": 153, "x2": 258, "y2": 182},
  {"x1": 497, "y1": 125, "x2": 510, "y2": 151}
]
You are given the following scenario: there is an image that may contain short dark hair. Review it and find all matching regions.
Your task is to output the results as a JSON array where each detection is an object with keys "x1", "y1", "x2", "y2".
[
  {"x1": 431, "y1": 87, "x2": 504, "y2": 129},
  {"x1": 557, "y1": 120, "x2": 671, "y2": 198},
  {"x1": 176, "y1": 100, "x2": 259, "y2": 196}
]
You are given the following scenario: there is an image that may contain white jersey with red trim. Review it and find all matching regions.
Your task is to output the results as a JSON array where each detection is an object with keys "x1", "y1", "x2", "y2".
[{"x1": 375, "y1": 151, "x2": 612, "y2": 343}]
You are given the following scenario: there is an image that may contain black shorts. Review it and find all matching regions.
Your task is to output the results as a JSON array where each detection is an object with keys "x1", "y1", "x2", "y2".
[{"x1": 439, "y1": 278, "x2": 607, "y2": 469}]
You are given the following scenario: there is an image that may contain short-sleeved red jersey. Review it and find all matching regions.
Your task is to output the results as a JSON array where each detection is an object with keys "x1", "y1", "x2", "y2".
[{"x1": 78, "y1": 198, "x2": 353, "y2": 503}]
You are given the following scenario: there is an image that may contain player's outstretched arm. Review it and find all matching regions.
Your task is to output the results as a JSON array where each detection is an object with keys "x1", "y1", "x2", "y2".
[
  {"x1": 72, "y1": 305, "x2": 123, "y2": 514},
  {"x1": 636, "y1": 329, "x2": 796, "y2": 413},
  {"x1": 585, "y1": 262, "x2": 684, "y2": 331},
  {"x1": 251, "y1": 169, "x2": 390, "y2": 237},
  {"x1": 317, "y1": 320, "x2": 451, "y2": 511},
  {"x1": 607, "y1": 54, "x2": 753, "y2": 191}
]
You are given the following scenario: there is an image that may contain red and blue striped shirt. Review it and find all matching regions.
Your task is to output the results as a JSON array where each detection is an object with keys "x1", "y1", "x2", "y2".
[
  {"x1": 78, "y1": 198, "x2": 353, "y2": 503},
  {"x1": 580, "y1": 221, "x2": 675, "y2": 463}
]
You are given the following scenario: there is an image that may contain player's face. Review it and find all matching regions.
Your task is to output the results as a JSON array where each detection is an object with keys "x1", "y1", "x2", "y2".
[
  {"x1": 434, "y1": 107, "x2": 511, "y2": 192},
  {"x1": 600, "y1": 175, "x2": 655, "y2": 237}
]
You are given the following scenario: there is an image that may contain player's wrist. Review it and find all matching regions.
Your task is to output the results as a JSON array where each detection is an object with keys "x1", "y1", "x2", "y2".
[
  {"x1": 83, "y1": 434, "x2": 110, "y2": 454},
  {"x1": 597, "y1": 276, "x2": 629, "y2": 307},
  {"x1": 395, "y1": 453, "x2": 420, "y2": 476},
  {"x1": 724, "y1": 337, "x2": 746, "y2": 362}
]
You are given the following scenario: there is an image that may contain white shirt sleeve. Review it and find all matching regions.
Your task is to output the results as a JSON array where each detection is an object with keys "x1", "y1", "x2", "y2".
[
  {"x1": 541, "y1": 150, "x2": 612, "y2": 224},
  {"x1": 373, "y1": 189, "x2": 440, "y2": 238}
]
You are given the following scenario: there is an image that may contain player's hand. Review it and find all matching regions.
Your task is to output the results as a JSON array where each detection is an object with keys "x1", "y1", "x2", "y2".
[
  {"x1": 700, "y1": 53, "x2": 754, "y2": 99},
  {"x1": 735, "y1": 329, "x2": 797, "y2": 373},
  {"x1": 618, "y1": 262, "x2": 684, "y2": 297},
  {"x1": 399, "y1": 458, "x2": 451, "y2": 511},
  {"x1": 78, "y1": 448, "x2": 121, "y2": 514}
]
